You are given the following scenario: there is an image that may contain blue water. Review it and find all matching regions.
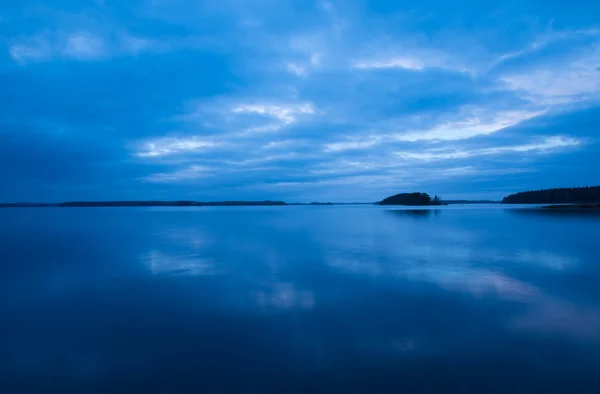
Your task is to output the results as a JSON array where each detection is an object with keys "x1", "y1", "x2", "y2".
[{"x1": 1, "y1": 205, "x2": 600, "y2": 393}]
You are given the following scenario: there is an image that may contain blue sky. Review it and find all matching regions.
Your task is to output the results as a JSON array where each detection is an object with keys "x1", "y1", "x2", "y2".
[{"x1": 1, "y1": 0, "x2": 600, "y2": 202}]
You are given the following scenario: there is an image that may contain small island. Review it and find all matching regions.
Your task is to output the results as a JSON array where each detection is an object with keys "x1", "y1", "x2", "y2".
[{"x1": 377, "y1": 192, "x2": 443, "y2": 206}]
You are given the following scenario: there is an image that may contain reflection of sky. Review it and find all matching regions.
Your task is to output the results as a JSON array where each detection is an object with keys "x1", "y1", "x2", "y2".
[
  {"x1": 142, "y1": 250, "x2": 215, "y2": 276},
  {"x1": 3, "y1": 206, "x2": 600, "y2": 391},
  {"x1": 139, "y1": 206, "x2": 600, "y2": 341},
  {"x1": 255, "y1": 283, "x2": 315, "y2": 311}
]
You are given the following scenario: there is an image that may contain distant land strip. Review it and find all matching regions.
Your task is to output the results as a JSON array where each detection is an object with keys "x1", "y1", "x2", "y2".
[
  {"x1": 0, "y1": 201, "x2": 288, "y2": 208},
  {"x1": 0, "y1": 201, "x2": 373, "y2": 208},
  {"x1": 2, "y1": 185, "x2": 599, "y2": 208},
  {"x1": 0, "y1": 199, "x2": 496, "y2": 208}
]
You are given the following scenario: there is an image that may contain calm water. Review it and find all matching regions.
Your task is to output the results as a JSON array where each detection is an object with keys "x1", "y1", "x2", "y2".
[{"x1": 1, "y1": 206, "x2": 600, "y2": 393}]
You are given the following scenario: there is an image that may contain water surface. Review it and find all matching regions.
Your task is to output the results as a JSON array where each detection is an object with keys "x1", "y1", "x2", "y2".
[{"x1": 1, "y1": 206, "x2": 600, "y2": 393}]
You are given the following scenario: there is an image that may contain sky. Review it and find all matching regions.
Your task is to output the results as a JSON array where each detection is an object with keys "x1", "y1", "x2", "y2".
[{"x1": 1, "y1": 0, "x2": 600, "y2": 202}]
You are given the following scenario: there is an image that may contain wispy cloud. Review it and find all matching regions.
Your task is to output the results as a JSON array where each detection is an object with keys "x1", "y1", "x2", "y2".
[
  {"x1": 390, "y1": 110, "x2": 547, "y2": 142},
  {"x1": 495, "y1": 30, "x2": 600, "y2": 105},
  {"x1": 137, "y1": 137, "x2": 219, "y2": 158},
  {"x1": 351, "y1": 48, "x2": 472, "y2": 74},
  {"x1": 394, "y1": 136, "x2": 582, "y2": 161},
  {"x1": 9, "y1": 30, "x2": 163, "y2": 64},
  {"x1": 353, "y1": 56, "x2": 427, "y2": 71},
  {"x1": 286, "y1": 62, "x2": 308, "y2": 77},
  {"x1": 232, "y1": 103, "x2": 315, "y2": 124},
  {"x1": 261, "y1": 139, "x2": 305, "y2": 150},
  {"x1": 143, "y1": 165, "x2": 212, "y2": 183},
  {"x1": 500, "y1": 52, "x2": 600, "y2": 105},
  {"x1": 10, "y1": 32, "x2": 106, "y2": 63},
  {"x1": 323, "y1": 109, "x2": 546, "y2": 152},
  {"x1": 324, "y1": 137, "x2": 381, "y2": 152},
  {"x1": 494, "y1": 27, "x2": 600, "y2": 66}
]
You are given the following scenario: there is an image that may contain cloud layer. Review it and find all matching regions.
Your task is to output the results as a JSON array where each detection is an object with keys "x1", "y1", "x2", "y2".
[{"x1": 1, "y1": 0, "x2": 600, "y2": 201}]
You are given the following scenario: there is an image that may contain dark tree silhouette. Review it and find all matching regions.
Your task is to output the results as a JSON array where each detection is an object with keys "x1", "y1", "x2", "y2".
[
  {"x1": 502, "y1": 186, "x2": 600, "y2": 204},
  {"x1": 378, "y1": 192, "x2": 442, "y2": 206}
]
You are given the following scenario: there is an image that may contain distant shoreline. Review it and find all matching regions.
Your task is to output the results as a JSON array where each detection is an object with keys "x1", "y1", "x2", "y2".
[
  {"x1": 0, "y1": 200, "x2": 499, "y2": 208},
  {"x1": 0, "y1": 201, "x2": 368, "y2": 208},
  {"x1": 2, "y1": 187, "x2": 599, "y2": 209},
  {"x1": 0, "y1": 201, "x2": 288, "y2": 208}
]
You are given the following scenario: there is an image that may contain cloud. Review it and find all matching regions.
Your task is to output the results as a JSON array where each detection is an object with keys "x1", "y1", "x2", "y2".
[
  {"x1": 61, "y1": 32, "x2": 106, "y2": 59},
  {"x1": 286, "y1": 62, "x2": 308, "y2": 77},
  {"x1": 351, "y1": 45, "x2": 473, "y2": 74},
  {"x1": 136, "y1": 137, "x2": 219, "y2": 158},
  {"x1": 261, "y1": 139, "x2": 305, "y2": 150},
  {"x1": 493, "y1": 27, "x2": 600, "y2": 67},
  {"x1": 495, "y1": 32, "x2": 600, "y2": 105},
  {"x1": 3, "y1": 0, "x2": 600, "y2": 201},
  {"x1": 232, "y1": 103, "x2": 315, "y2": 124},
  {"x1": 353, "y1": 56, "x2": 426, "y2": 71},
  {"x1": 143, "y1": 165, "x2": 212, "y2": 183},
  {"x1": 223, "y1": 152, "x2": 312, "y2": 166},
  {"x1": 394, "y1": 136, "x2": 582, "y2": 161},
  {"x1": 324, "y1": 109, "x2": 546, "y2": 152},
  {"x1": 9, "y1": 31, "x2": 161, "y2": 64},
  {"x1": 323, "y1": 137, "x2": 380, "y2": 152},
  {"x1": 390, "y1": 110, "x2": 546, "y2": 142},
  {"x1": 9, "y1": 42, "x2": 53, "y2": 64},
  {"x1": 177, "y1": 99, "x2": 318, "y2": 137},
  {"x1": 500, "y1": 60, "x2": 600, "y2": 105},
  {"x1": 119, "y1": 34, "x2": 156, "y2": 55},
  {"x1": 10, "y1": 32, "x2": 107, "y2": 63}
]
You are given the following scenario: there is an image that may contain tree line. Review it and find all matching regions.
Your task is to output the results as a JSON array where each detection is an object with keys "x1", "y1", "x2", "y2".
[{"x1": 502, "y1": 186, "x2": 600, "y2": 204}]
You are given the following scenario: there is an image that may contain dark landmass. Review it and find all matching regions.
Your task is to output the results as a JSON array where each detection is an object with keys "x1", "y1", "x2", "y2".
[
  {"x1": 502, "y1": 186, "x2": 600, "y2": 204},
  {"x1": 0, "y1": 201, "x2": 288, "y2": 208},
  {"x1": 0, "y1": 201, "x2": 363, "y2": 208},
  {"x1": 0, "y1": 203, "x2": 57, "y2": 208},
  {"x1": 378, "y1": 192, "x2": 443, "y2": 206},
  {"x1": 58, "y1": 201, "x2": 288, "y2": 207},
  {"x1": 0, "y1": 201, "x2": 383, "y2": 208}
]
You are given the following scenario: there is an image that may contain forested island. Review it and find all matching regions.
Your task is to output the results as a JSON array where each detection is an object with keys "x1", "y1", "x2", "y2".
[
  {"x1": 502, "y1": 186, "x2": 600, "y2": 204},
  {"x1": 378, "y1": 192, "x2": 443, "y2": 206}
]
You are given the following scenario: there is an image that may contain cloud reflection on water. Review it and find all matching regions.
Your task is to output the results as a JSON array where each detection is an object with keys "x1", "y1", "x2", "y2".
[{"x1": 140, "y1": 207, "x2": 600, "y2": 344}]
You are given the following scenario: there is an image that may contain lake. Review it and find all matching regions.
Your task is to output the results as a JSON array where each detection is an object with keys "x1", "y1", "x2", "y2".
[{"x1": 1, "y1": 205, "x2": 600, "y2": 393}]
